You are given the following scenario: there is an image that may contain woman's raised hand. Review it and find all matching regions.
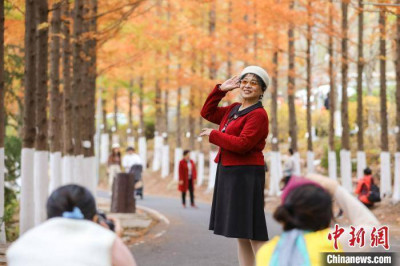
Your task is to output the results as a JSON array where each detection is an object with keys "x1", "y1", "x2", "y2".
[{"x1": 220, "y1": 75, "x2": 240, "y2": 92}]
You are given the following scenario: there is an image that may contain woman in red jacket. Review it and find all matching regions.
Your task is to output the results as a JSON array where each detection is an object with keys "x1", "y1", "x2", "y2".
[
  {"x1": 200, "y1": 66, "x2": 270, "y2": 266},
  {"x1": 178, "y1": 150, "x2": 197, "y2": 208}
]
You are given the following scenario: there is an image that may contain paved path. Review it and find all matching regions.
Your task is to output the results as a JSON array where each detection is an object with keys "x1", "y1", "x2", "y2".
[{"x1": 132, "y1": 195, "x2": 282, "y2": 266}]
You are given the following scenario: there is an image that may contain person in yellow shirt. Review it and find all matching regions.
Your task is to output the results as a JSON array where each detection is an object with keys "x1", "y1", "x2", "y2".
[{"x1": 256, "y1": 174, "x2": 380, "y2": 266}]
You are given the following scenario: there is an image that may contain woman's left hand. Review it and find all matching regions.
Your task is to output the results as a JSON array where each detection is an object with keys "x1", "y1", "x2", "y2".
[{"x1": 200, "y1": 128, "x2": 213, "y2": 137}]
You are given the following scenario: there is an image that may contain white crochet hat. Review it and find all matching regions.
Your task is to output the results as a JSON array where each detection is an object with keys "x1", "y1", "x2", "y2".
[
  {"x1": 111, "y1": 143, "x2": 120, "y2": 149},
  {"x1": 240, "y1": 66, "x2": 270, "y2": 91}
]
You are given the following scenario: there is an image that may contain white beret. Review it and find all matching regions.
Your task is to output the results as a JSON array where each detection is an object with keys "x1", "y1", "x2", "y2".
[{"x1": 240, "y1": 66, "x2": 270, "y2": 90}]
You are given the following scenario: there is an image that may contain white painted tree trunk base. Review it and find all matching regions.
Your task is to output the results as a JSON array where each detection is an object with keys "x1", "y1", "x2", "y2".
[
  {"x1": 356, "y1": 151, "x2": 366, "y2": 180},
  {"x1": 190, "y1": 150, "x2": 198, "y2": 163},
  {"x1": 72, "y1": 155, "x2": 85, "y2": 186},
  {"x1": 161, "y1": 145, "x2": 170, "y2": 178},
  {"x1": 83, "y1": 157, "x2": 96, "y2": 195},
  {"x1": 20, "y1": 148, "x2": 36, "y2": 234},
  {"x1": 34, "y1": 151, "x2": 49, "y2": 225},
  {"x1": 152, "y1": 136, "x2": 163, "y2": 172},
  {"x1": 340, "y1": 150, "x2": 352, "y2": 192},
  {"x1": 173, "y1": 148, "x2": 183, "y2": 182},
  {"x1": 328, "y1": 151, "x2": 337, "y2": 181},
  {"x1": 112, "y1": 135, "x2": 119, "y2": 145},
  {"x1": 334, "y1": 111, "x2": 342, "y2": 137},
  {"x1": 269, "y1": 151, "x2": 282, "y2": 196},
  {"x1": 62, "y1": 155, "x2": 74, "y2": 185},
  {"x1": 197, "y1": 153, "x2": 205, "y2": 187},
  {"x1": 100, "y1": 133, "x2": 109, "y2": 164},
  {"x1": 127, "y1": 136, "x2": 135, "y2": 148},
  {"x1": 49, "y1": 152, "x2": 62, "y2": 193},
  {"x1": 293, "y1": 152, "x2": 301, "y2": 176},
  {"x1": 0, "y1": 148, "x2": 6, "y2": 243},
  {"x1": 138, "y1": 137, "x2": 147, "y2": 169},
  {"x1": 392, "y1": 153, "x2": 400, "y2": 203},
  {"x1": 207, "y1": 151, "x2": 218, "y2": 191},
  {"x1": 306, "y1": 151, "x2": 315, "y2": 174},
  {"x1": 380, "y1": 152, "x2": 391, "y2": 198}
]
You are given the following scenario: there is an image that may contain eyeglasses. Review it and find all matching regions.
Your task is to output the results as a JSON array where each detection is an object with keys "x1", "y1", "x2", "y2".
[{"x1": 240, "y1": 80, "x2": 259, "y2": 87}]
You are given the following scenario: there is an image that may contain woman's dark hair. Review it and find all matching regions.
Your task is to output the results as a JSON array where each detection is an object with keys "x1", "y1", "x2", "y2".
[
  {"x1": 274, "y1": 185, "x2": 333, "y2": 232},
  {"x1": 239, "y1": 73, "x2": 267, "y2": 92},
  {"x1": 183, "y1": 150, "x2": 190, "y2": 156},
  {"x1": 364, "y1": 167, "x2": 372, "y2": 175},
  {"x1": 288, "y1": 148, "x2": 294, "y2": 155},
  {"x1": 47, "y1": 185, "x2": 97, "y2": 220}
]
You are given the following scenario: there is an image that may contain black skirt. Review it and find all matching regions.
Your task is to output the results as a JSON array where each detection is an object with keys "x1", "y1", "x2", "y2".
[{"x1": 209, "y1": 164, "x2": 269, "y2": 241}]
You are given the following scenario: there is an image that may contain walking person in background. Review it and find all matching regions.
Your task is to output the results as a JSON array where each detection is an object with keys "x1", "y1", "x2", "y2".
[
  {"x1": 7, "y1": 184, "x2": 137, "y2": 266},
  {"x1": 107, "y1": 143, "x2": 121, "y2": 189},
  {"x1": 123, "y1": 147, "x2": 144, "y2": 199},
  {"x1": 282, "y1": 148, "x2": 295, "y2": 187},
  {"x1": 200, "y1": 66, "x2": 270, "y2": 266},
  {"x1": 178, "y1": 150, "x2": 197, "y2": 208},
  {"x1": 122, "y1": 147, "x2": 142, "y2": 173}
]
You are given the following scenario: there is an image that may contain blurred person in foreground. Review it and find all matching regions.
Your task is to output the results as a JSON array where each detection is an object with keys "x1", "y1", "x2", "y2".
[
  {"x1": 256, "y1": 174, "x2": 380, "y2": 266},
  {"x1": 7, "y1": 184, "x2": 137, "y2": 266}
]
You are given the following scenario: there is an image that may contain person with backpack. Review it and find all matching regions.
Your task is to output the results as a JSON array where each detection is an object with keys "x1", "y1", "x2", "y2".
[{"x1": 355, "y1": 167, "x2": 381, "y2": 207}]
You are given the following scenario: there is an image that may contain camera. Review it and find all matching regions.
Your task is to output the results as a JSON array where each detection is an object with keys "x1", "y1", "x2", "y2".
[{"x1": 97, "y1": 210, "x2": 115, "y2": 232}]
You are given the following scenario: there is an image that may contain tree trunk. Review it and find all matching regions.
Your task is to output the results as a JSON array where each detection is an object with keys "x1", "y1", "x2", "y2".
[
  {"x1": 155, "y1": 78, "x2": 162, "y2": 133},
  {"x1": 72, "y1": 0, "x2": 84, "y2": 155},
  {"x1": 253, "y1": 2, "x2": 258, "y2": 61},
  {"x1": 35, "y1": 0, "x2": 49, "y2": 151},
  {"x1": 128, "y1": 80, "x2": 133, "y2": 131},
  {"x1": 198, "y1": 52, "x2": 205, "y2": 152},
  {"x1": 328, "y1": 0, "x2": 335, "y2": 151},
  {"x1": 62, "y1": 1, "x2": 73, "y2": 155},
  {"x1": 288, "y1": 0, "x2": 298, "y2": 152},
  {"x1": 0, "y1": 0, "x2": 4, "y2": 149},
  {"x1": 209, "y1": 0, "x2": 217, "y2": 80},
  {"x1": 81, "y1": 1, "x2": 91, "y2": 158},
  {"x1": 380, "y1": 10, "x2": 388, "y2": 152},
  {"x1": 21, "y1": 0, "x2": 37, "y2": 233},
  {"x1": 341, "y1": 0, "x2": 350, "y2": 150},
  {"x1": 356, "y1": 0, "x2": 364, "y2": 151},
  {"x1": 164, "y1": 55, "x2": 169, "y2": 136},
  {"x1": 176, "y1": 83, "x2": 182, "y2": 147},
  {"x1": 271, "y1": 50, "x2": 279, "y2": 152},
  {"x1": 188, "y1": 51, "x2": 196, "y2": 150},
  {"x1": 102, "y1": 98, "x2": 107, "y2": 132},
  {"x1": 139, "y1": 76, "x2": 144, "y2": 136},
  {"x1": 23, "y1": 0, "x2": 37, "y2": 149},
  {"x1": 227, "y1": 0, "x2": 232, "y2": 79},
  {"x1": 49, "y1": 1, "x2": 62, "y2": 153},
  {"x1": 88, "y1": 0, "x2": 97, "y2": 158},
  {"x1": 113, "y1": 87, "x2": 118, "y2": 130},
  {"x1": 396, "y1": 1, "x2": 400, "y2": 152},
  {"x1": 176, "y1": 36, "x2": 182, "y2": 148},
  {"x1": 0, "y1": 0, "x2": 5, "y2": 243},
  {"x1": 306, "y1": 0, "x2": 313, "y2": 152}
]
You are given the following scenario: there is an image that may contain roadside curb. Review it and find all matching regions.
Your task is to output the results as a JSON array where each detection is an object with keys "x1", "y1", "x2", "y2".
[{"x1": 137, "y1": 205, "x2": 170, "y2": 226}]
